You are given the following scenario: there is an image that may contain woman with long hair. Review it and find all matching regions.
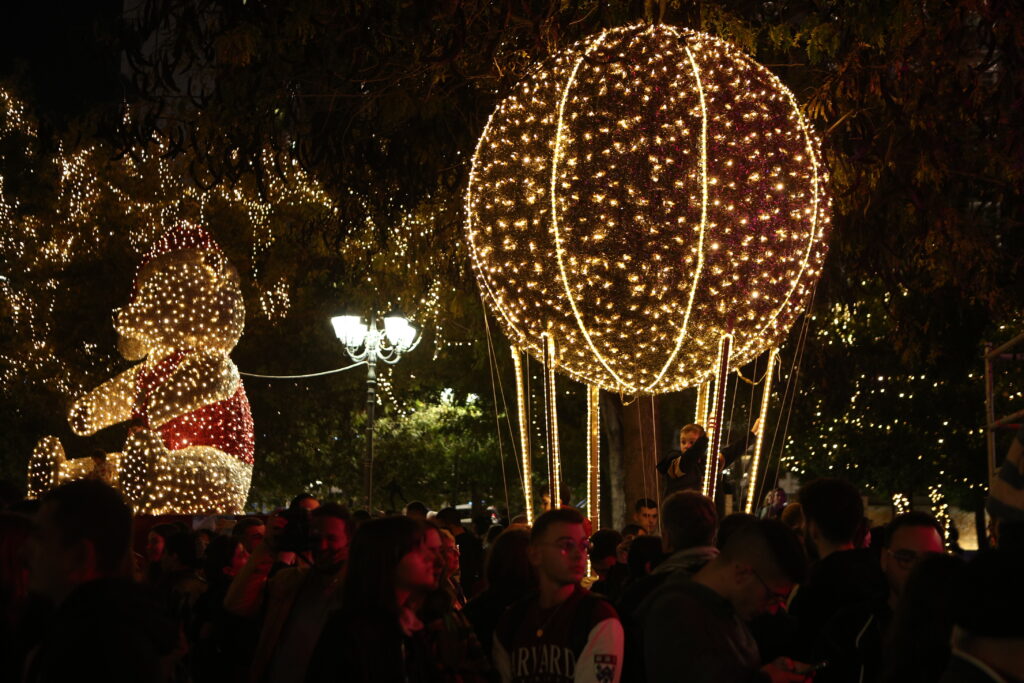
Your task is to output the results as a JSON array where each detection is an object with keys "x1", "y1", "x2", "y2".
[{"x1": 306, "y1": 516, "x2": 440, "y2": 683}]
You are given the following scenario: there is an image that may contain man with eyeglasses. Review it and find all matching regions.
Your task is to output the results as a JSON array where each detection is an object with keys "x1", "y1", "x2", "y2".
[
  {"x1": 816, "y1": 511, "x2": 945, "y2": 683},
  {"x1": 494, "y1": 508, "x2": 624, "y2": 683},
  {"x1": 639, "y1": 518, "x2": 814, "y2": 683}
]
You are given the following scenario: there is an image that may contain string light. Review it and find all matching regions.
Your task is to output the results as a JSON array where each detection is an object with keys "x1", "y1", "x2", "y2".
[
  {"x1": 466, "y1": 23, "x2": 830, "y2": 394},
  {"x1": 1, "y1": 88, "x2": 460, "y2": 431},
  {"x1": 745, "y1": 347, "x2": 778, "y2": 513},
  {"x1": 702, "y1": 333, "x2": 732, "y2": 498},
  {"x1": 542, "y1": 334, "x2": 562, "y2": 505},
  {"x1": 892, "y1": 492, "x2": 910, "y2": 515},
  {"x1": 28, "y1": 223, "x2": 255, "y2": 513},
  {"x1": 512, "y1": 347, "x2": 535, "y2": 524},
  {"x1": 586, "y1": 384, "x2": 600, "y2": 528}
]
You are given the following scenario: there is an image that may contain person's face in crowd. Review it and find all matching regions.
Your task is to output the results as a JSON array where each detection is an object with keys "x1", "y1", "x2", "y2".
[
  {"x1": 226, "y1": 542, "x2": 250, "y2": 577},
  {"x1": 440, "y1": 532, "x2": 460, "y2": 577},
  {"x1": 27, "y1": 502, "x2": 82, "y2": 604},
  {"x1": 881, "y1": 524, "x2": 944, "y2": 597},
  {"x1": 634, "y1": 506, "x2": 658, "y2": 534},
  {"x1": 146, "y1": 531, "x2": 165, "y2": 563},
  {"x1": 239, "y1": 523, "x2": 266, "y2": 553},
  {"x1": 679, "y1": 429, "x2": 701, "y2": 452},
  {"x1": 530, "y1": 522, "x2": 589, "y2": 587},
  {"x1": 296, "y1": 497, "x2": 320, "y2": 511},
  {"x1": 541, "y1": 494, "x2": 553, "y2": 512},
  {"x1": 311, "y1": 516, "x2": 350, "y2": 570},
  {"x1": 730, "y1": 562, "x2": 793, "y2": 621},
  {"x1": 396, "y1": 532, "x2": 441, "y2": 593},
  {"x1": 195, "y1": 532, "x2": 212, "y2": 558},
  {"x1": 422, "y1": 527, "x2": 444, "y2": 585}
]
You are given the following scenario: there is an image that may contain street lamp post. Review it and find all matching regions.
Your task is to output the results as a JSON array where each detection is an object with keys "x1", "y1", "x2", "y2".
[{"x1": 331, "y1": 310, "x2": 419, "y2": 511}]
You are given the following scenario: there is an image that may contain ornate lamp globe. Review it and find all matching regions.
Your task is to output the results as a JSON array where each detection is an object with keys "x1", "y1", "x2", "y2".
[{"x1": 466, "y1": 23, "x2": 831, "y2": 394}]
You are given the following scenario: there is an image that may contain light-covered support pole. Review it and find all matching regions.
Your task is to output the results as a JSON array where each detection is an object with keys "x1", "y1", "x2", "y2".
[
  {"x1": 586, "y1": 384, "x2": 601, "y2": 529},
  {"x1": 542, "y1": 334, "x2": 562, "y2": 508},
  {"x1": 512, "y1": 347, "x2": 535, "y2": 524},
  {"x1": 702, "y1": 334, "x2": 733, "y2": 499},
  {"x1": 695, "y1": 381, "x2": 711, "y2": 426},
  {"x1": 745, "y1": 348, "x2": 778, "y2": 513}
]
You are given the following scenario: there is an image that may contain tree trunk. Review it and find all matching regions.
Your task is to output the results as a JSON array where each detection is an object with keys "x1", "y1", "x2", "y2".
[
  {"x1": 619, "y1": 395, "x2": 663, "y2": 529},
  {"x1": 601, "y1": 393, "x2": 663, "y2": 530},
  {"x1": 600, "y1": 391, "x2": 627, "y2": 529}
]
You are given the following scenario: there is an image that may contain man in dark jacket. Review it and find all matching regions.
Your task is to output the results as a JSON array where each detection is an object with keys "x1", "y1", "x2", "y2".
[
  {"x1": 639, "y1": 519, "x2": 812, "y2": 683},
  {"x1": 940, "y1": 550, "x2": 1024, "y2": 682},
  {"x1": 23, "y1": 479, "x2": 177, "y2": 683},
  {"x1": 816, "y1": 511, "x2": 945, "y2": 683},
  {"x1": 618, "y1": 491, "x2": 719, "y2": 683},
  {"x1": 787, "y1": 478, "x2": 886, "y2": 663}
]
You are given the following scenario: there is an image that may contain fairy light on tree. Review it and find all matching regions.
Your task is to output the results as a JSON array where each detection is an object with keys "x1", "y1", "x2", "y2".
[{"x1": 466, "y1": 22, "x2": 831, "y2": 395}]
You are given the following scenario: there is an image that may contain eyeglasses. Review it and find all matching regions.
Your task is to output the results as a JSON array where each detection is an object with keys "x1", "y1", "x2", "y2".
[
  {"x1": 887, "y1": 549, "x2": 940, "y2": 569},
  {"x1": 542, "y1": 540, "x2": 593, "y2": 556},
  {"x1": 752, "y1": 569, "x2": 790, "y2": 610}
]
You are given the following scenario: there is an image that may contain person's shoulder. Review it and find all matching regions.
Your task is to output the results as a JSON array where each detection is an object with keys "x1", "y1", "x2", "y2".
[{"x1": 579, "y1": 589, "x2": 619, "y2": 623}]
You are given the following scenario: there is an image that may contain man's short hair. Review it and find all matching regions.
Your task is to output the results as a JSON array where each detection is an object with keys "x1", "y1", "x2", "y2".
[
  {"x1": 885, "y1": 511, "x2": 944, "y2": 547},
  {"x1": 717, "y1": 512, "x2": 757, "y2": 549},
  {"x1": 798, "y1": 478, "x2": 864, "y2": 544},
  {"x1": 531, "y1": 508, "x2": 585, "y2": 543},
  {"x1": 634, "y1": 498, "x2": 657, "y2": 512},
  {"x1": 661, "y1": 491, "x2": 717, "y2": 550},
  {"x1": 719, "y1": 518, "x2": 807, "y2": 584},
  {"x1": 289, "y1": 493, "x2": 317, "y2": 509},
  {"x1": 436, "y1": 507, "x2": 462, "y2": 527},
  {"x1": 232, "y1": 516, "x2": 265, "y2": 536},
  {"x1": 680, "y1": 424, "x2": 706, "y2": 436},
  {"x1": 164, "y1": 531, "x2": 198, "y2": 568},
  {"x1": 589, "y1": 529, "x2": 623, "y2": 563},
  {"x1": 620, "y1": 523, "x2": 645, "y2": 537},
  {"x1": 311, "y1": 502, "x2": 354, "y2": 539},
  {"x1": 404, "y1": 501, "x2": 428, "y2": 516},
  {"x1": 41, "y1": 479, "x2": 132, "y2": 576}
]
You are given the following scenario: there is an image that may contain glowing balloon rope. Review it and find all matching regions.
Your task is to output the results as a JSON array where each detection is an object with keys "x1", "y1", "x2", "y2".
[
  {"x1": 586, "y1": 384, "x2": 601, "y2": 529},
  {"x1": 637, "y1": 35, "x2": 711, "y2": 394},
  {"x1": 549, "y1": 26, "x2": 711, "y2": 395},
  {"x1": 702, "y1": 334, "x2": 733, "y2": 499},
  {"x1": 745, "y1": 347, "x2": 779, "y2": 513},
  {"x1": 512, "y1": 347, "x2": 534, "y2": 524},
  {"x1": 744, "y1": 69, "x2": 824, "y2": 355},
  {"x1": 541, "y1": 334, "x2": 562, "y2": 505},
  {"x1": 481, "y1": 308, "x2": 514, "y2": 520},
  {"x1": 551, "y1": 29, "x2": 628, "y2": 391}
]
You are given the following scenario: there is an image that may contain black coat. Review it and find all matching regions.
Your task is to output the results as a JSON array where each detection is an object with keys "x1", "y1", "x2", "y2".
[{"x1": 656, "y1": 431, "x2": 754, "y2": 496}]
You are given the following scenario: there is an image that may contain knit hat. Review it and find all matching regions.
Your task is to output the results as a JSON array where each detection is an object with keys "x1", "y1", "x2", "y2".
[{"x1": 986, "y1": 425, "x2": 1024, "y2": 523}]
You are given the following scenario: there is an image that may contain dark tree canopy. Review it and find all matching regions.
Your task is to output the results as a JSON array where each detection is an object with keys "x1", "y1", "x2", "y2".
[{"x1": 1, "y1": 0, "x2": 1022, "y2": 511}]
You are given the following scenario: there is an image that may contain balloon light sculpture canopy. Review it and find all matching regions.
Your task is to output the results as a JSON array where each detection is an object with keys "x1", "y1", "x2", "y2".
[{"x1": 466, "y1": 22, "x2": 831, "y2": 395}]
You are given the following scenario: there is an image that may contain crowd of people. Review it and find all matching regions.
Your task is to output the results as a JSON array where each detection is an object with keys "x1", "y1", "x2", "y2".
[{"x1": 2, "y1": 424, "x2": 1024, "y2": 682}]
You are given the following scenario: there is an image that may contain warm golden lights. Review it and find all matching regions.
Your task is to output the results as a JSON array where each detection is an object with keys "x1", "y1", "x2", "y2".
[
  {"x1": 28, "y1": 223, "x2": 254, "y2": 514},
  {"x1": 466, "y1": 23, "x2": 830, "y2": 394}
]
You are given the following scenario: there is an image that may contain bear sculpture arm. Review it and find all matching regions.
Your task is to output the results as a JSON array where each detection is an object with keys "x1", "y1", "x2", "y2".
[
  {"x1": 146, "y1": 351, "x2": 241, "y2": 429},
  {"x1": 69, "y1": 367, "x2": 140, "y2": 436}
]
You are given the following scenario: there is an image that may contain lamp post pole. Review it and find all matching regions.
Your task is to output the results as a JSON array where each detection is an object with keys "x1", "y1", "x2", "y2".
[
  {"x1": 364, "y1": 344, "x2": 377, "y2": 511},
  {"x1": 331, "y1": 310, "x2": 419, "y2": 514}
]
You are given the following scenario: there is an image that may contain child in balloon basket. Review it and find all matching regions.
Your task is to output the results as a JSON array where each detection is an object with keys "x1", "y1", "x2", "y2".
[{"x1": 656, "y1": 419, "x2": 761, "y2": 498}]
